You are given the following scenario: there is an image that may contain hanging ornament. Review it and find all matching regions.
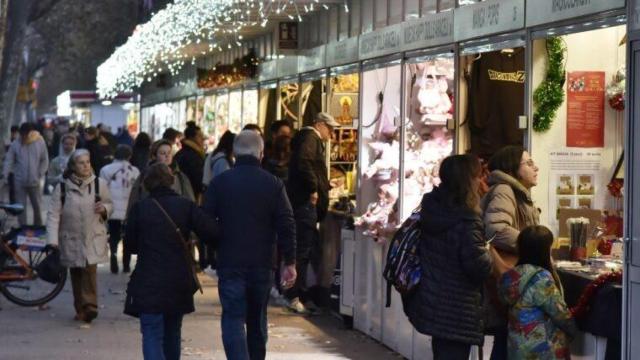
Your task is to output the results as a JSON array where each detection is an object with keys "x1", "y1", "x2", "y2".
[{"x1": 606, "y1": 67, "x2": 626, "y2": 112}]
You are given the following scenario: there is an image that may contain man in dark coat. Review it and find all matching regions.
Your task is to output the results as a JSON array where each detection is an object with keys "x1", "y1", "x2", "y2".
[
  {"x1": 174, "y1": 124, "x2": 206, "y2": 200},
  {"x1": 124, "y1": 163, "x2": 217, "y2": 360},
  {"x1": 203, "y1": 130, "x2": 296, "y2": 360},
  {"x1": 285, "y1": 112, "x2": 339, "y2": 313}
]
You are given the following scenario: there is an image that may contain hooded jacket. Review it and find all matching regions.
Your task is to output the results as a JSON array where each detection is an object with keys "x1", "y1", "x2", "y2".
[
  {"x1": 175, "y1": 139, "x2": 205, "y2": 197},
  {"x1": 100, "y1": 160, "x2": 140, "y2": 220},
  {"x1": 499, "y1": 264, "x2": 576, "y2": 360},
  {"x1": 3, "y1": 131, "x2": 49, "y2": 187},
  {"x1": 403, "y1": 187, "x2": 492, "y2": 345},
  {"x1": 482, "y1": 170, "x2": 539, "y2": 254}
]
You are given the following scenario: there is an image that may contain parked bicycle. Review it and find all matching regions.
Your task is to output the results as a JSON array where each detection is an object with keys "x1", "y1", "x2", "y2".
[{"x1": 0, "y1": 203, "x2": 67, "y2": 306}]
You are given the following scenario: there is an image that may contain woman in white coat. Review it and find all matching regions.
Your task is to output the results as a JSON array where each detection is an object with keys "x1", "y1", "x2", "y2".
[{"x1": 47, "y1": 149, "x2": 113, "y2": 323}]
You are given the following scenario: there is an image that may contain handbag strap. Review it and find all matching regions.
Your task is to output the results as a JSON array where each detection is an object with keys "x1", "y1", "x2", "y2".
[{"x1": 150, "y1": 198, "x2": 203, "y2": 293}]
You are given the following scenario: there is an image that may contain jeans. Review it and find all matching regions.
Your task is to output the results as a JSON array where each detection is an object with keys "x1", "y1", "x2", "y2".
[
  {"x1": 140, "y1": 313, "x2": 184, "y2": 360},
  {"x1": 108, "y1": 220, "x2": 130, "y2": 269},
  {"x1": 284, "y1": 202, "x2": 317, "y2": 301},
  {"x1": 432, "y1": 337, "x2": 471, "y2": 360},
  {"x1": 15, "y1": 184, "x2": 42, "y2": 226},
  {"x1": 218, "y1": 268, "x2": 273, "y2": 360}
]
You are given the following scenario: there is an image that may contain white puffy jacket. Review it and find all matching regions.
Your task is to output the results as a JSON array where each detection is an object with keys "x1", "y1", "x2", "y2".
[{"x1": 99, "y1": 160, "x2": 140, "y2": 220}]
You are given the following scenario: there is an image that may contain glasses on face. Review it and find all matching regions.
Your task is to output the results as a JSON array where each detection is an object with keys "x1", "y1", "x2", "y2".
[{"x1": 521, "y1": 159, "x2": 536, "y2": 168}]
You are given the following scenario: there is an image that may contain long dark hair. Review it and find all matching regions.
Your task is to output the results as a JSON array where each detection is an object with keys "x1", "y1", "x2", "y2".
[
  {"x1": 488, "y1": 146, "x2": 525, "y2": 179},
  {"x1": 133, "y1": 132, "x2": 151, "y2": 149},
  {"x1": 213, "y1": 131, "x2": 236, "y2": 164},
  {"x1": 438, "y1": 154, "x2": 482, "y2": 211},
  {"x1": 517, "y1": 225, "x2": 562, "y2": 292}
]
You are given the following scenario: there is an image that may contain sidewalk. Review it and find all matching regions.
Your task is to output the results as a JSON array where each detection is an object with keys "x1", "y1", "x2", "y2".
[{"x1": 0, "y1": 264, "x2": 402, "y2": 360}]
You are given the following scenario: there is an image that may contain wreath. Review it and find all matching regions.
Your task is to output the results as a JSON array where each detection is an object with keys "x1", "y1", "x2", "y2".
[
  {"x1": 570, "y1": 271, "x2": 622, "y2": 319},
  {"x1": 533, "y1": 37, "x2": 567, "y2": 132}
]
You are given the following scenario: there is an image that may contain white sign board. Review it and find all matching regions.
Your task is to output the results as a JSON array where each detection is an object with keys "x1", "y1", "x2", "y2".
[
  {"x1": 358, "y1": 23, "x2": 403, "y2": 60},
  {"x1": 527, "y1": 0, "x2": 625, "y2": 27},
  {"x1": 299, "y1": 45, "x2": 326, "y2": 73},
  {"x1": 454, "y1": 0, "x2": 525, "y2": 41},
  {"x1": 326, "y1": 37, "x2": 360, "y2": 67},
  {"x1": 258, "y1": 60, "x2": 277, "y2": 81},
  {"x1": 402, "y1": 11, "x2": 454, "y2": 52}
]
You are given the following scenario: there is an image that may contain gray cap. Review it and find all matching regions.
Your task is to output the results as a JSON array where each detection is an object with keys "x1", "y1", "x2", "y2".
[{"x1": 315, "y1": 112, "x2": 341, "y2": 128}]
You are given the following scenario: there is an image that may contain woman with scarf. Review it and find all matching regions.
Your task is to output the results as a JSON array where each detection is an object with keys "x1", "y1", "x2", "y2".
[
  {"x1": 46, "y1": 149, "x2": 113, "y2": 323},
  {"x1": 174, "y1": 123, "x2": 206, "y2": 202}
]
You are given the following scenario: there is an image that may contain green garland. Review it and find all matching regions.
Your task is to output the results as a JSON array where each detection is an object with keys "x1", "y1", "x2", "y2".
[{"x1": 533, "y1": 37, "x2": 567, "y2": 132}]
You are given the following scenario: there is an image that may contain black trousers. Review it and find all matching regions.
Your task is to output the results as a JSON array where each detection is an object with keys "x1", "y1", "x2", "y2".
[
  {"x1": 285, "y1": 202, "x2": 317, "y2": 301},
  {"x1": 108, "y1": 220, "x2": 130, "y2": 269},
  {"x1": 432, "y1": 337, "x2": 472, "y2": 360}
]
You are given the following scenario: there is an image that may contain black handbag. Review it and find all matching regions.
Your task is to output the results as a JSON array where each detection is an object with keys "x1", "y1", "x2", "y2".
[{"x1": 36, "y1": 247, "x2": 65, "y2": 284}]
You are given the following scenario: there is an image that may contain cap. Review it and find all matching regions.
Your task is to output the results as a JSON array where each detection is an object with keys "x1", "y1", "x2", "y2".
[{"x1": 315, "y1": 112, "x2": 341, "y2": 128}]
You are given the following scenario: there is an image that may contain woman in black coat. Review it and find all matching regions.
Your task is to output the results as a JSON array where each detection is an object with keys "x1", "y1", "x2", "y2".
[
  {"x1": 405, "y1": 154, "x2": 493, "y2": 359},
  {"x1": 124, "y1": 163, "x2": 217, "y2": 360}
]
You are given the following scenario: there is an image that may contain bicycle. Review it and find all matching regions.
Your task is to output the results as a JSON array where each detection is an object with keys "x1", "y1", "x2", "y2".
[{"x1": 0, "y1": 203, "x2": 67, "y2": 306}]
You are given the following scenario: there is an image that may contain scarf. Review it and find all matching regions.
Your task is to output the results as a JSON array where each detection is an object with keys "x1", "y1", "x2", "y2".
[{"x1": 182, "y1": 139, "x2": 205, "y2": 159}]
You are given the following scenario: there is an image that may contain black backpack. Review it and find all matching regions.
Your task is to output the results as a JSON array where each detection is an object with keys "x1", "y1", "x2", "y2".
[
  {"x1": 59, "y1": 177, "x2": 100, "y2": 207},
  {"x1": 382, "y1": 209, "x2": 422, "y2": 307}
]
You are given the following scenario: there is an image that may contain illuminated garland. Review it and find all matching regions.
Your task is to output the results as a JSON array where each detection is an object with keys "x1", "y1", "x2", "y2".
[
  {"x1": 570, "y1": 271, "x2": 622, "y2": 319},
  {"x1": 97, "y1": 0, "x2": 348, "y2": 98},
  {"x1": 533, "y1": 37, "x2": 567, "y2": 132}
]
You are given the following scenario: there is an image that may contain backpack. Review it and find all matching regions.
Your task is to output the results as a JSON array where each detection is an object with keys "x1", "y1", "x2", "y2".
[
  {"x1": 60, "y1": 177, "x2": 100, "y2": 207},
  {"x1": 383, "y1": 209, "x2": 422, "y2": 307}
]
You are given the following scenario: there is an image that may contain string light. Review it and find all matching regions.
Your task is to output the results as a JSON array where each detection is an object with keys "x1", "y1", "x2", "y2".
[{"x1": 97, "y1": 0, "x2": 344, "y2": 98}]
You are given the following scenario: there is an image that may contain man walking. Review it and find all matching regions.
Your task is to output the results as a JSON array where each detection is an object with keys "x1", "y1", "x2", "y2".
[
  {"x1": 284, "y1": 112, "x2": 339, "y2": 313},
  {"x1": 203, "y1": 130, "x2": 296, "y2": 360},
  {"x1": 3, "y1": 123, "x2": 49, "y2": 225}
]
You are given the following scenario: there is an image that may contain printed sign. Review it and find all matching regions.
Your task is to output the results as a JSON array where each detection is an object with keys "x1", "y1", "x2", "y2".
[
  {"x1": 402, "y1": 11, "x2": 454, "y2": 52},
  {"x1": 454, "y1": 0, "x2": 525, "y2": 41},
  {"x1": 278, "y1": 22, "x2": 298, "y2": 50},
  {"x1": 527, "y1": 0, "x2": 625, "y2": 27},
  {"x1": 299, "y1": 45, "x2": 326, "y2": 73},
  {"x1": 566, "y1": 71, "x2": 605, "y2": 148},
  {"x1": 358, "y1": 23, "x2": 403, "y2": 60},
  {"x1": 326, "y1": 37, "x2": 359, "y2": 67}
]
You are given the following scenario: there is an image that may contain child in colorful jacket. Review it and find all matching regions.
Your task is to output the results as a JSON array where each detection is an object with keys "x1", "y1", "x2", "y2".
[{"x1": 498, "y1": 225, "x2": 577, "y2": 360}]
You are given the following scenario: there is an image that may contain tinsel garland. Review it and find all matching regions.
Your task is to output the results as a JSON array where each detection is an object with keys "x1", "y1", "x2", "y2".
[
  {"x1": 533, "y1": 37, "x2": 567, "y2": 132},
  {"x1": 570, "y1": 271, "x2": 622, "y2": 319}
]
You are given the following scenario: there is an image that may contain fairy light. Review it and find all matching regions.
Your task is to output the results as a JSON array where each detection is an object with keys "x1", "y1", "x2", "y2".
[{"x1": 97, "y1": 0, "x2": 345, "y2": 98}]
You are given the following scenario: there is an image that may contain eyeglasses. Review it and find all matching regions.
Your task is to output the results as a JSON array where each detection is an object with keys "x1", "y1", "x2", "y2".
[{"x1": 521, "y1": 159, "x2": 536, "y2": 167}]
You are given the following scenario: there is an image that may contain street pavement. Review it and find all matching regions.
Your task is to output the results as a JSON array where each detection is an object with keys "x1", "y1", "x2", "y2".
[{"x1": 0, "y1": 264, "x2": 403, "y2": 360}]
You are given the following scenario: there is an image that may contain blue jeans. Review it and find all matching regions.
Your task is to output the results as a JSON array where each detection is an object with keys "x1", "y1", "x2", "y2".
[
  {"x1": 218, "y1": 268, "x2": 273, "y2": 360},
  {"x1": 140, "y1": 313, "x2": 184, "y2": 360}
]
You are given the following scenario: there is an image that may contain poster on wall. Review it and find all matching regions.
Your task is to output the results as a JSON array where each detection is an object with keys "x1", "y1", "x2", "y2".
[
  {"x1": 547, "y1": 148, "x2": 603, "y2": 233},
  {"x1": 566, "y1": 71, "x2": 605, "y2": 148}
]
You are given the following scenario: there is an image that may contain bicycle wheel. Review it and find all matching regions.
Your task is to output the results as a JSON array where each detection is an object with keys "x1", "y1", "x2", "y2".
[{"x1": 0, "y1": 245, "x2": 67, "y2": 307}]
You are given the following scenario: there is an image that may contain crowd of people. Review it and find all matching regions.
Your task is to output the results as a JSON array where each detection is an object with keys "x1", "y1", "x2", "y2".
[{"x1": 1, "y1": 114, "x2": 578, "y2": 360}]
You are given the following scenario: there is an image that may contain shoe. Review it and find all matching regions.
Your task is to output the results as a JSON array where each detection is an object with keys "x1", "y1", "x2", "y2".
[
  {"x1": 110, "y1": 256, "x2": 118, "y2": 274},
  {"x1": 122, "y1": 265, "x2": 130, "y2": 273},
  {"x1": 73, "y1": 313, "x2": 85, "y2": 322},
  {"x1": 83, "y1": 309, "x2": 98, "y2": 323},
  {"x1": 287, "y1": 298, "x2": 309, "y2": 314}
]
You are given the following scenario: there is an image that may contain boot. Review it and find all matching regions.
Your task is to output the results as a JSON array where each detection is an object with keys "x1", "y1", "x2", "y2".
[
  {"x1": 122, "y1": 252, "x2": 131, "y2": 273},
  {"x1": 110, "y1": 255, "x2": 118, "y2": 274}
]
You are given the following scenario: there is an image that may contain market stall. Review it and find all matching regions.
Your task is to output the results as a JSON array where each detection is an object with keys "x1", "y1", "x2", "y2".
[
  {"x1": 242, "y1": 84, "x2": 259, "y2": 127},
  {"x1": 228, "y1": 88, "x2": 243, "y2": 133},
  {"x1": 214, "y1": 90, "x2": 230, "y2": 138},
  {"x1": 202, "y1": 94, "x2": 216, "y2": 146}
]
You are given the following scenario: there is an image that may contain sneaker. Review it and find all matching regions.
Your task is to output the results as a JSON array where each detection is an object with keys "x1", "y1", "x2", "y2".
[{"x1": 287, "y1": 298, "x2": 309, "y2": 314}]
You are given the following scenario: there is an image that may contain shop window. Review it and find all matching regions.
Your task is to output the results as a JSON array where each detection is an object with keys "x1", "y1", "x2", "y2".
[
  {"x1": 402, "y1": 56, "x2": 455, "y2": 218},
  {"x1": 280, "y1": 82, "x2": 300, "y2": 127},
  {"x1": 186, "y1": 97, "x2": 197, "y2": 123},
  {"x1": 355, "y1": 64, "x2": 402, "y2": 239},
  {"x1": 228, "y1": 90, "x2": 242, "y2": 134},
  {"x1": 242, "y1": 89, "x2": 258, "y2": 127},
  {"x1": 327, "y1": 73, "x2": 360, "y2": 204},
  {"x1": 259, "y1": 86, "x2": 278, "y2": 132},
  {"x1": 214, "y1": 93, "x2": 229, "y2": 137},
  {"x1": 203, "y1": 95, "x2": 216, "y2": 146},
  {"x1": 195, "y1": 96, "x2": 205, "y2": 126}
]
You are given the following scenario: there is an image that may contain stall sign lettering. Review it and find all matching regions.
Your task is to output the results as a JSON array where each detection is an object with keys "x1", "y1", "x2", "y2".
[
  {"x1": 526, "y1": 0, "x2": 624, "y2": 27},
  {"x1": 359, "y1": 24, "x2": 402, "y2": 59},
  {"x1": 402, "y1": 12, "x2": 453, "y2": 51},
  {"x1": 454, "y1": 0, "x2": 524, "y2": 41}
]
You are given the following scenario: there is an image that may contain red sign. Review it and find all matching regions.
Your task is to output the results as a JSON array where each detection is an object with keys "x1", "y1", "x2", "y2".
[{"x1": 566, "y1": 71, "x2": 605, "y2": 148}]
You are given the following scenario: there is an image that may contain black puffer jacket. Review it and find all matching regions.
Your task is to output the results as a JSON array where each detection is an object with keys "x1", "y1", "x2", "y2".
[
  {"x1": 287, "y1": 128, "x2": 330, "y2": 221},
  {"x1": 404, "y1": 187, "x2": 492, "y2": 345},
  {"x1": 123, "y1": 187, "x2": 217, "y2": 317}
]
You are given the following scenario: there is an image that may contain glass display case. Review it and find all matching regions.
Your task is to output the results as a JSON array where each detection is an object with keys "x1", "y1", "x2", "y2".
[
  {"x1": 242, "y1": 88, "x2": 259, "y2": 126},
  {"x1": 401, "y1": 55, "x2": 455, "y2": 218},
  {"x1": 229, "y1": 90, "x2": 243, "y2": 133}
]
